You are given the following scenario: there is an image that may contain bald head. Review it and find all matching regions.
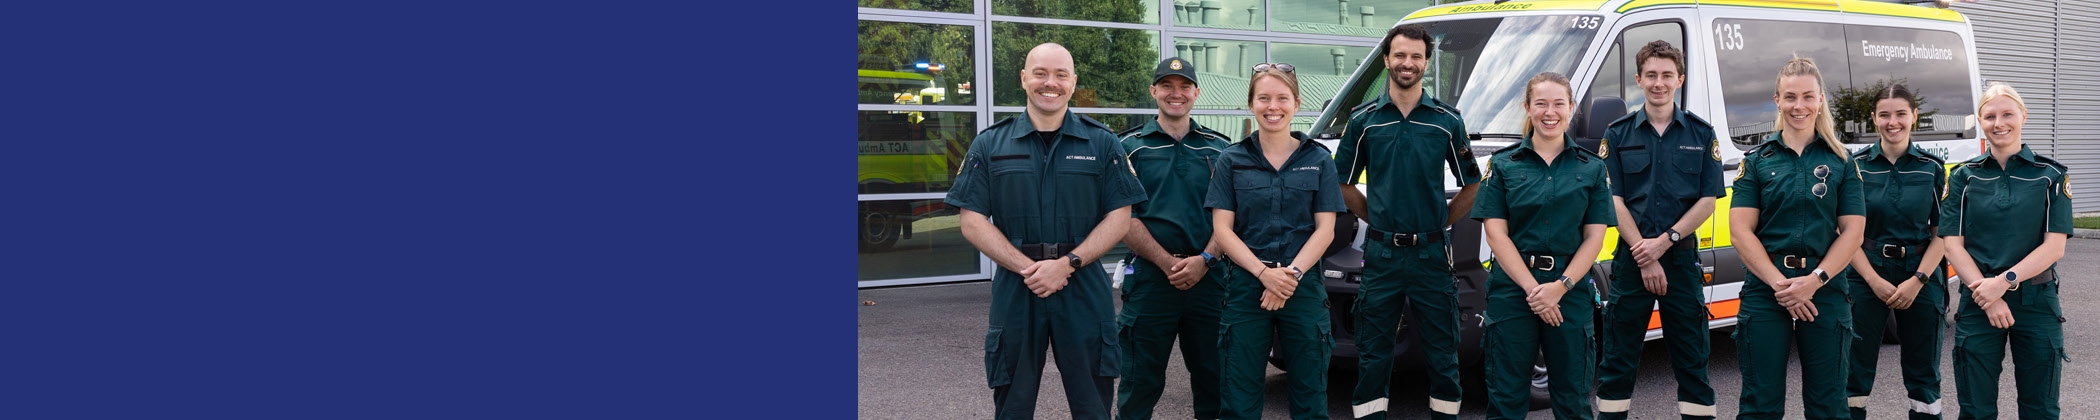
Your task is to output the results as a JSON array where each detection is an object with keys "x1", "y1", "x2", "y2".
[{"x1": 1020, "y1": 42, "x2": 1076, "y2": 117}]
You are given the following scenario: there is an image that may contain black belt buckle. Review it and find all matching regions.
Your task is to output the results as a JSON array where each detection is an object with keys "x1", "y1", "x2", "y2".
[
  {"x1": 1781, "y1": 255, "x2": 1809, "y2": 269},
  {"x1": 1389, "y1": 232, "x2": 1419, "y2": 247},
  {"x1": 1880, "y1": 244, "x2": 1906, "y2": 259},
  {"x1": 1527, "y1": 255, "x2": 1558, "y2": 271}
]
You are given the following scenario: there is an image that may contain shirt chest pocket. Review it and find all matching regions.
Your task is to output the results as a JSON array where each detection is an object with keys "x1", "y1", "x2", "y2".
[
  {"x1": 1672, "y1": 148, "x2": 1706, "y2": 174},
  {"x1": 1617, "y1": 147, "x2": 1651, "y2": 173},
  {"x1": 1055, "y1": 159, "x2": 1105, "y2": 211}
]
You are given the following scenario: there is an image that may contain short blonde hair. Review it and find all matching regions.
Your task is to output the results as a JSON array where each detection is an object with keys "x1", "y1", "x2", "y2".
[{"x1": 1977, "y1": 81, "x2": 2027, "y2": 116}]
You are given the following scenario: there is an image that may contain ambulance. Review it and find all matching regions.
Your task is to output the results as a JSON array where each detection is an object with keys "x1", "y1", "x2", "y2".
[{"x1": 1294, "y1": 0, "x2": 1984, "y2": 407}]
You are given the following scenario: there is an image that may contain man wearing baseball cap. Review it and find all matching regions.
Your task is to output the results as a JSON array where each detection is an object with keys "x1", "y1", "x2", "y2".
[{"x1": 1113, "y1": 56, "x2": 1233, "y2": 420}]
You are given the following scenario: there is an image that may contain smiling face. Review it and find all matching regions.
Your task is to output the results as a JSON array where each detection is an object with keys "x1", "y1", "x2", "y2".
[
  {"x1": 1249, "y1": 75, "x2": 1298, "y2": 133},
  {"x1": 1873, "y1": 97, "x2": 1916, "y2": 145},
  {"x1": 1527, "y1": 79, "x2": 1572, "y2": 140},
  {"x1": 1978, "y1": 95, "x2": 2025, "y2": 149},
  {"x1": 1149, "y1": 76, "x2": 1198, "y2": 120},
  {"x1": 1020, "y1": 44, "x2": 1076, "y2": 116},
  {"x1": 1384, "y1": 34, "x2": 1429, "y2": 91},
  {"x1": 1636, "y1": 56, "x2": 1682, "y2": 110},
  {"x1": 1774, "y1": 74, "x2": 1824, "y2": 134}
]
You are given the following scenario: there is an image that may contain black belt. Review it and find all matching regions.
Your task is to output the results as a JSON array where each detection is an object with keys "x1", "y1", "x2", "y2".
[
  {"x1": 1523, "y1": 254, "x2": 1570, "y2": 271},
  {"x1": 1369, "y1": 228, "x2": 1443, "y2": 247},
  {"x1": 1017, "y1": 243, "x2": 1077, "y2": 261},
  {"x1": 1776, "y1": 254, "x2": 1817, "y2": 269},
  {"x1": 1865, "y1": 239, "x2": 1920, "y2": 259}
]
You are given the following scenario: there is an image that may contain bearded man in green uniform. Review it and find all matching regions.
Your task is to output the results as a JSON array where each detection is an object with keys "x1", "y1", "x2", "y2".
[
  {"x1": 945, "y1": 43, "x2": 1149, "y2": 420},
  {"x1": 1113, "y1": 57, "x2": 1232, "y2": 420},
  {"x1": 1334, "y1": 24, "x2": 1481, "y2": 420}
]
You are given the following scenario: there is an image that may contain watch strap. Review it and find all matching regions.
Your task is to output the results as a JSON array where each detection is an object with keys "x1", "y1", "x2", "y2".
[
  {"x1": 1812, "y1": 268, "x2": 1830, "y2": 283},
  {"x1": 1066, "y1": 253, "x2": 1083, "y2": 268}
]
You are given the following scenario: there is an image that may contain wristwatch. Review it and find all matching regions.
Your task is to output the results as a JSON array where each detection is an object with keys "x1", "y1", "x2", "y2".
[
  {"x1": 1556, "y1": 275, "x2": 1574, "y2": 289},
  {"x1": 1666, "y1": 228, "x2": 1682, "y2": 242},
  {"x1": 2004, "y1": 270, "x2": 2020, "y2": 290},
  {"x1": 1066, "y1": 253, "x2": 1083, "y2": 269},
  {"x1": 1200, "y1": 251, "x2": 1216, "y2": 264},
  {"x1": 1913, "y1": 271, "x2": 1929, "y2": 283},
  {"x1": 1812, "y1": 268, "x2": 1831, "y2": 284}
]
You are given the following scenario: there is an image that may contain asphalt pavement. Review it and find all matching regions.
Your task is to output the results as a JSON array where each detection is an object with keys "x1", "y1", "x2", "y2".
[{"x1": 860, "y1": 238, "x2": 2100, "y2": 419}]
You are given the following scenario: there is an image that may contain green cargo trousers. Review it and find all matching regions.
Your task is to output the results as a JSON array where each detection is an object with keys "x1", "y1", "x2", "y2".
[
  {"x1": 1735, "y1": 263, "x2": 1854, "y2": 420},
  {"x1": 1350, "y1": 239, "x2": 1461, "y2": 419},
  {"x1": 1844, "y1": 256, "x2": 1946, "y2": 420},
  {"x1": 1217, "y1": 264, "x2": 1331, "y2": 420},
  {"x1": 1951, "y1": 276, "x2": 2064, "y2": 420},
  {"x1": 1482, "y1": 261, "x2": 1596, "y2": 420},
  {"x1": 1116, "y1": 258, "x2": 1226, "y2": 420},
  {"x1": 985, "y1": 267, "x2": 1119, "y2": 420},
  {"x1": 1597, "y1": 246, "x2": 1715, "y2": 419}
]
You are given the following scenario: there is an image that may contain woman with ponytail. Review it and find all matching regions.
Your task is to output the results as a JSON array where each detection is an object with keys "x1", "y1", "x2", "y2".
[
  {"x1": 1726, "y1": 56, "x2": 1867, "y2": 420},
  {"x1": 1841, "y1": 83, "x2": 1952, "y2": 420}
]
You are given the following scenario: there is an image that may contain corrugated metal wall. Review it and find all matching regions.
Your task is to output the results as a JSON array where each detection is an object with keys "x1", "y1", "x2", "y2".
[{"x1": 1955, "y1": 0, "x2": 2099, "y2": 212}]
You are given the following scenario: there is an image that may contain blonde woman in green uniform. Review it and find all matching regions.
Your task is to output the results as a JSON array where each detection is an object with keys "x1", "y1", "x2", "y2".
[
  {"x1": 1205, "y1": 63, "x2": 1345, "y2": 420},
  {"x1": 1842, "y1": 83, "x2": 1950, "y2": 420},
  {"x1": 1941, "y1": 82, "x2": 2070, "y2": 420},
  {"x1": 1727, "y1": 56, "x2": 1867, "y2": 420},
  {"x1": 1471, "y1": 72, "x2": 1614, "y2": 420}
]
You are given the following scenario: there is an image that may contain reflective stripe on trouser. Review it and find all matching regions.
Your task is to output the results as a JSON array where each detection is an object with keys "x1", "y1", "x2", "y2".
[
  {"x1": 985, "y1": 266, "x2": 1118, "y2": 420},
  {"x1": 1734, "y1": 265, "x2": 1854, "y2": 420},
  {"x1": 1351, "y1": 239, "x2": 1461, "y2": 419},
  {"x1": 1843, "y1": 261, "x2": 1947, "y2": 420},
  {"x1": 1218, "y1": 265, "x2": 1332, "y2": 420},
  {"x1": 1596, "y1": 247, "x2": 1714, "y2": 420},
  {"x1": 1115, "y1": 259, "x2": 1226, "y2": 420},
  {"x1": 1482, "y1": 264, "x2": 1596, "y2": 420},
  {"x1": 1952, "y1": 281, "x2": 2064, "y2": 420}
]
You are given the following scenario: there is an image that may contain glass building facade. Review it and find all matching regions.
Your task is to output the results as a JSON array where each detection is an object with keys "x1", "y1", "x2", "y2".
[{"x1": 859, "y1": 0, "x2": 1449, "y2": 287}]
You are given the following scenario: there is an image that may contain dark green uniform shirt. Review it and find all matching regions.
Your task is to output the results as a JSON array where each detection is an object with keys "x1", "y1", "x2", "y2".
[
  {"x1": 1938, "y1": 144, "x2": 2073, "y2": 274},
  {"x1": 945, "y1": 111, "x2": 1149, "y2": 247},
  {"x1": 1851, "y1": 143, "x2": 1947, "y2": 247},
  {"x1": 1600, "y1": 105, "x2": 1727, "y2": 238},
  {"x1": 1119, "y1": 120, "x2": 1233, "y2": 255},
  {"x1": 1731, "y1": 133, "x2": 1866, "y2": 257},
  {"x1": 1333, "y1": 91, "x2": 1479, "y2": 235},
  {"x1": 1470, "y1": 137, "x2": 1618, "y2": 256},
  {"x1": 1205, "y1": 132, "x2": 1347, "y2": 262}
]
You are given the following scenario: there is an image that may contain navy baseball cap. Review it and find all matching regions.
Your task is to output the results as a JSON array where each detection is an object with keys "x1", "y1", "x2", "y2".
[{"x1": 1153, "y1": 57, "x2": 1198, "y2": 86}]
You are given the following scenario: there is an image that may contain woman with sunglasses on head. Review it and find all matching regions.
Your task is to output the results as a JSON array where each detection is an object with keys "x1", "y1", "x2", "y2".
[
  {"x1": 1470, "y1": 72, "x2": 1614, "y2": 420},
  {"x1": 1727, "y1": 56, "x2": 1867, "y2": 420},
  {"x1": 1940, "y1": 82, "x2": 2070, "y2": 420},
  {"x1": 1205, "y1": 62, "x2": 1344, "y2": 420},
  {"x1": 1840, "y1": 82, "x2": 1951, "y2": 420}
]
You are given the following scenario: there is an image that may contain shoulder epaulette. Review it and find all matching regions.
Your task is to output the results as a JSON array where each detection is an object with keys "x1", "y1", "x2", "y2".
[
  {"x1": 1569, "y1": 143, "x2": 1602, "y2": 161},
  {"x1": 1192, "y1": 125, "x2": 1230, "y2": 142},
  {"x1": 1849, "y1": 145, "x2": 1874, "y2": 160},
  {"x1": 1917, "y1": 150, "x2": 1946, "y2": 166},
  {"x1": 1116, "y1": 124, "x2": 1144, "y2": 138},
  {"x1": 1492, "y1": 142, "x2": 1523, "y2": 157},
  {"x1": 2032, "y1": 154, "x2": 2067, "y2": 172},
  {"x1": 1076, "y1": 114, "x2": 1112, "y2": 132}
]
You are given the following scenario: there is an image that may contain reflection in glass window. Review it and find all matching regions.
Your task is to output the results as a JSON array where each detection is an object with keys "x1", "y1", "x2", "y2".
[
  {"x1": 860, "y1": 111, "x2": 977, "y2": 195},
  {"x1": 1274, "y1": 42, "x2": 1375, "y2": 110},
  {"x1": 1271, "y1": 0, "x2": 1434, "y2": 38},
  {"x1": 994, "y1": 0, "x2": 1157, "y2": 25},
  {"x1": 859, "y1": 0, "x2": 971, "y2": 14},
  {"x1": 1172, "y1": 0, "x2": 1263, "y2": 31},
  {"x1": 1583, "y1": 23, "x2": 1682, "y2": 119},
  {"x1": 1713, "y1": 19, "x2": 1850, "y2": 147},
  {"x1": 859, "y1": 21, "x2": 976, "y2": 106},
  {"x1": 1172, "y1": 38, "x2": 1266, "y2": 111},
  {"x1": 858, "y1": 199, "x2": 981, "y2": 280},
  {"x1": 1840, "y1": 24, "x2": 1973, "y2": 143},
  {"x1": 993, "y1": 23, "x2": 1160, "y2": 108}
]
